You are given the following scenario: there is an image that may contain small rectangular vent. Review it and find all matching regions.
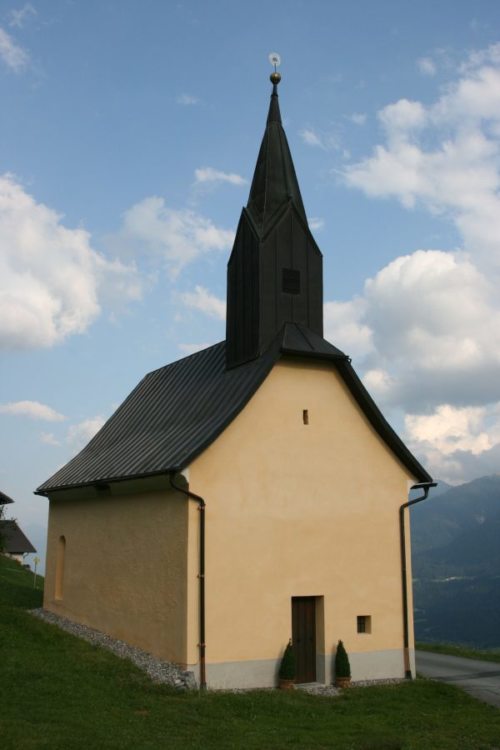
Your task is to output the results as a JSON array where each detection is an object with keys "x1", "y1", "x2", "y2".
[{"x1": 282, "y1": 268, "x2": 301, "y2": 295}]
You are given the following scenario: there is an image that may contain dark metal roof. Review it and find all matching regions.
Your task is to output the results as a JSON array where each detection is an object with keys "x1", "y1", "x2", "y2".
[
  {"x1": 37, "y1": 324, "x2": 431, "y2": 494},
  {"x1": 0, "y1": 490, "x2": 14, "y2": 504},
  {"x1": 246, "y1": 82, "x2": 307, "y2": 233},
  {"x1": 0, "y1": 520, "x2": 36, "y2": 554}
]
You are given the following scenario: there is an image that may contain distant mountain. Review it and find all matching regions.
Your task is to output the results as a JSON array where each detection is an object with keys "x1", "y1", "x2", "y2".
[{"x1": 411, "y1": 475, "x2": 500, "y2": 648}]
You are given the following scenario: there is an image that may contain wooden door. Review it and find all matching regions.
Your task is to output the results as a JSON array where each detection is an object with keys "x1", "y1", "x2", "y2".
[{"x1": 292, "y1": 597, "x2": 316, "y2": 683}]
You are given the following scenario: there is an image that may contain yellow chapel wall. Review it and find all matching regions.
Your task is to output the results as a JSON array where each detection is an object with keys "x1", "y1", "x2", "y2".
[
  {"x1": 44, "y1": 484, "x2": 189, "y2": 666},
  {"x1": 186, "y1": 358, "x2": 417, "y2": 688}
]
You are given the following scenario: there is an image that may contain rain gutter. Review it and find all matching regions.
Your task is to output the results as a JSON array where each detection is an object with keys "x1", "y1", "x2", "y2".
[
  {"x1": 400, "y1": 481, "x2": 437, "y2": 679},
  {"x1": 169, "y1": 472, "x2": 207, "y2": 691}
]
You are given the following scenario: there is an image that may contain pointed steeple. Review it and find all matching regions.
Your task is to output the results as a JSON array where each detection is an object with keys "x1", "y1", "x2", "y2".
[
  {"x1": 246, "y1": 75, "x2": 307, "y2": 233},
  {"x1": 226, "y1": 66, "x2": 323, "y2": 369}
]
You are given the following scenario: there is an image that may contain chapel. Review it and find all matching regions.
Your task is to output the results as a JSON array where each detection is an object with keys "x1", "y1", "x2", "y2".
[{"x1": 37, "y1": 69, "x2": 432, "y2": 689}]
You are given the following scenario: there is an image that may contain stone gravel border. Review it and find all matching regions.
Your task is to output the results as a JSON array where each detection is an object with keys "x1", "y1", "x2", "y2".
[
  {"x1": 30, "y1": 609, "x2": 406, "y2": 695},
  {"x1": 30, "y1": 608, "x2": 197, "y2": 690}
]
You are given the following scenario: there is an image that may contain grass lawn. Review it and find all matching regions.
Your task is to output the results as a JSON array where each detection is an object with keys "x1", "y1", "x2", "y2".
[
  {"x1": 417, "y1": 641, "x2": 500, "y2": 664},
  {"x1": 1, "y1": 555, "x2": 500, "y2": 749}
]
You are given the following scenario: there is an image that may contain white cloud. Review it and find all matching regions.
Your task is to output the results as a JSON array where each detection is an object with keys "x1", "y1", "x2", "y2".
[
  {"x1": 406, "y1": 404, "x2": 494, "y2": 456},
  {"x1": 333, "y1": 44, "x2": 500, "y2": 481},
  {"x1": 40, "y1": 432, "x2": 61, "y2": 446},
  {"x1": 67, "y1": 416, "x2": 106, "y2": 450},
  {"x1": 404, "y1": 402, "x2": 500, "y2": 483},
  {"x1": 378, "y1": 99, "x2": 427, "y2": 137},
  {"x1": 417, "y1": 57, "x2": 436, "y2": 76},
  {"x1": 308, "y1": 217, "x2": 324, "y2": 231},
  {"x1": 178, "y1": 342, "x2": 213, "y2": 355},
  {"x1": 300, "y1": 128, "x2": 325, "y2": 148},
  {"x1": 324, "y1": 298, "x2": 373, "y2": 361},
  {"x1": 118, "y1": 196, "x2": 234, "y2": 276},
  {"x1": 8, "y1": 4, "x2": 36, "y2": 28},
  {"x1": 181, "y1": 285, "x2": 226, "y2": 320},
  {"x1": 0, "y1": 400, "x2": 66, "y2": 421},
  {"x1": 0, "y1": 174, "x2": 139, "y2": 349},
  {"x1": 194, "y1": 167, "x2": 247, "y2": 187},
  {"x1": 177, "y1": 93, "x2": 199, "y2": 105},
  {"x1": 0, "y1": 26, "x2": 28, "y2": 71},
  {"x1": 349, "y1": 113, "x2": 367, "y2": 126}
]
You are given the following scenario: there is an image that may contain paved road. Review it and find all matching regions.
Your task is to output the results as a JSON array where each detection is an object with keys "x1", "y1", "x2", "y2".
[{"x1": 416, "y1": 650, "x2": 500, "y2": 708}]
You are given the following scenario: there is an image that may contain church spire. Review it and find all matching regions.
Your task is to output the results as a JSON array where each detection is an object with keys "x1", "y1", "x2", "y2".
[
  {"x1": 246, "y1": 68, "x2": 307, "y2": 233},
  {"x1": 226, "y1": 62, "x2": 323, "y2": 369}
]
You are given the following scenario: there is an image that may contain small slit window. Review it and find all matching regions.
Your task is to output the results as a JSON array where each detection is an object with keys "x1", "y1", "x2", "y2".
[
  {"x1": 282, "y1": 268, "x2": 301, "y2": 295},
  {"x1": 357, "y1": 615, "x2": 371, "y2": 634},
  {"x1": 303, "y1": 409, "x2": 309, "y2": 425}
]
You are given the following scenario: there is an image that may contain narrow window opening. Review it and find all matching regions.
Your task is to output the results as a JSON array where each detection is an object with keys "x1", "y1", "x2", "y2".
[
  {"x1": 357, "y1": 615, "x2": 371, "y2": 634},
  {"x1": 303, "y1": 409, "x2": 309, "y2": 425},
  {"x1": 282, "y1": 268, "x2": 301, "y2": 295},
  {"x1": 55, "y1": 535, "x2": 66, "y2": 601}
]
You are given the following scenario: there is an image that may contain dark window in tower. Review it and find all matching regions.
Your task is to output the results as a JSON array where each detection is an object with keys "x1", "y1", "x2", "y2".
[{"x1": 282, "y1": 268, "x2": 301, "y2": 295}]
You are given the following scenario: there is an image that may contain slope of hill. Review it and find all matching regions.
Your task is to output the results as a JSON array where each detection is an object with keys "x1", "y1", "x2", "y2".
[{"x1": 411, "y1": 475, "x2": 500, "y2": 648}]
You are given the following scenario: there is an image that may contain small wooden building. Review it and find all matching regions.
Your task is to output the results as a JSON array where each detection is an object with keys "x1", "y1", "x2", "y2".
[
  {"x1": 37, "y1": 73, "x2": 432, "y2": 689},
  {"x1": 1, "y1": 491, "x2": 36, "y2": 563}
]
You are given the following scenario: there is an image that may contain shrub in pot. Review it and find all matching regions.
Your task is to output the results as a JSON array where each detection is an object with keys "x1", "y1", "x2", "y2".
[
  {"x1": 278, "y1": 639, "x2": 296, "y2": 690},
  {"x1": 334, "y1": 639, "x2": 351, "y2": 688}
]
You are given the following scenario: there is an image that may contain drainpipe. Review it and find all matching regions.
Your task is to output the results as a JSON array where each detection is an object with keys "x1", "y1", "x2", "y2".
[
  {"x1": 400, "y1": 481, "x2": 437, "y2": 679},
  {"x1": 169, "y1": 472, "x2": 207, "y2": 691}
]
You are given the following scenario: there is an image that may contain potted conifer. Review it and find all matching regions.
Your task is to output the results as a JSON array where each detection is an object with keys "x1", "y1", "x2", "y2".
[
  {"x1": 334, "y1": 639, "x2": 351, "y2": 688},
  {"x1": 278, "y1": 639, "x2": 296, "y2": 690}
]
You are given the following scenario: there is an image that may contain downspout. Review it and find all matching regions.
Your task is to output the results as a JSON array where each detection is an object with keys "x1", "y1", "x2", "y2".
[
  {"x1": 169, "y1": 472, "x2": 207, "y2": 691},
  {"x1": 400, "y1": 481, "x2": 437, "y2": 679}
]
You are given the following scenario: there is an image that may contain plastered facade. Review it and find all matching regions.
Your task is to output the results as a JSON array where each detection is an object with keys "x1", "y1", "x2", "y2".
[
  {"x1": 44, "y1": 357, "x2": 417, "y2": 689},
  {"x1": 44, "y1": 484, "x2": 188, "y2": 666},
  {"x1": 186, "y1": 358, "x2": 417, "y2": 687}
]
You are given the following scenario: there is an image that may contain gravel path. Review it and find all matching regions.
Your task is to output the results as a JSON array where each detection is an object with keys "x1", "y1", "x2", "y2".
[{"x1": 30, "y1": 608, "x2": 197, "y2": 690}]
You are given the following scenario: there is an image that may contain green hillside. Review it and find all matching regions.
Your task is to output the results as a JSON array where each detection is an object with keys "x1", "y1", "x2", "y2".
[{"x1": 2, "y1": 553, "x2": 500, "y2": 749}]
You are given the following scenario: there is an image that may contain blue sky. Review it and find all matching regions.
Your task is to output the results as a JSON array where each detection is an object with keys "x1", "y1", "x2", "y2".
[{"x1": 2, "y1": 0, "x2": 500, "y2": 569}]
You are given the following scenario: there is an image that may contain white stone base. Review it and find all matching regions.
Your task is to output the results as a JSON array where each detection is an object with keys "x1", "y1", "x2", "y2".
[{"x1": 187, "y1": 647, "x2": 412, "y2": 690}]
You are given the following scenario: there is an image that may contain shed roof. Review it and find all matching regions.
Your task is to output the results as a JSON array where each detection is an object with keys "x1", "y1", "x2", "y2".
[
  {"x1": 37, "y1": 323, "x2": 431, "y2": 494},
  {"x1": 0, "y1": 520, "x2": 36, "y2": 554}
]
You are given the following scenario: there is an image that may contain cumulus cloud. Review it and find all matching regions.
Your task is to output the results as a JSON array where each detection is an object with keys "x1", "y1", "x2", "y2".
[
  {"x1": 194, "y1": 167, "x2": 247, "y2": 186},
  {"x1": 404, "y1": 403, "x2": 500, "y2": 483},
  {"x1": 181, "y1": 285, "x2": 226, "y2": 320},
  {"x1": 117, "y1": 196, "x2": 234, "y2": 276},
  {"x1": 0, "y1": 400, "x2": 66, "y2": 421},
  {"x1": 334, "y1": 43, "x2": 500, "y2": 481},
  {"x1": 0, "y1": 174, "x2": 139, "y2": 349},
  {"x1": 0, "y1": 26, "x2": 28, "y2": 71},
  {"x1": 324, "y1": 299, "x2": 373, "y2": 360}
]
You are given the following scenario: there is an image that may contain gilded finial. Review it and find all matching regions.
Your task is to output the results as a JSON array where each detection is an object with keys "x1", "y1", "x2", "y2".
[{"x1": 268, "y1": 52, "x2": 282, "y2": 86}]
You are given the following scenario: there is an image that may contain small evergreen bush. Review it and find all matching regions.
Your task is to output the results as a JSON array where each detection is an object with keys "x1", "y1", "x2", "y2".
[
  {"x1": 334, "y1": 640, "x2": 351, "y2": 679},
  {"x1": 279, "y1": 640, "x2": 296, "y2": 680}
]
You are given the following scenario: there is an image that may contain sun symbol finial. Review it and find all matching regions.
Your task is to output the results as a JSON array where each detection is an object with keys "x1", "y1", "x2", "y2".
[{"x1": 268, "y1": 52, "x2": 282, "y2": 86}]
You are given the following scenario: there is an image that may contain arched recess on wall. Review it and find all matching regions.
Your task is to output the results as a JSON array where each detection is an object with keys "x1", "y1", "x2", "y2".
[{"x1": 55, "y1": 535, "x2": 66, "y2": 601}]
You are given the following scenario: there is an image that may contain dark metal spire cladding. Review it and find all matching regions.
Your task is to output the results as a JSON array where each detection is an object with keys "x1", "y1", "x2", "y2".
[
  {"x1": 226, "y1": 69, "x2": 324, "y2": 369},
  {"x1": 246, "y1": 73, "x2": 307, "y2": 231}
]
